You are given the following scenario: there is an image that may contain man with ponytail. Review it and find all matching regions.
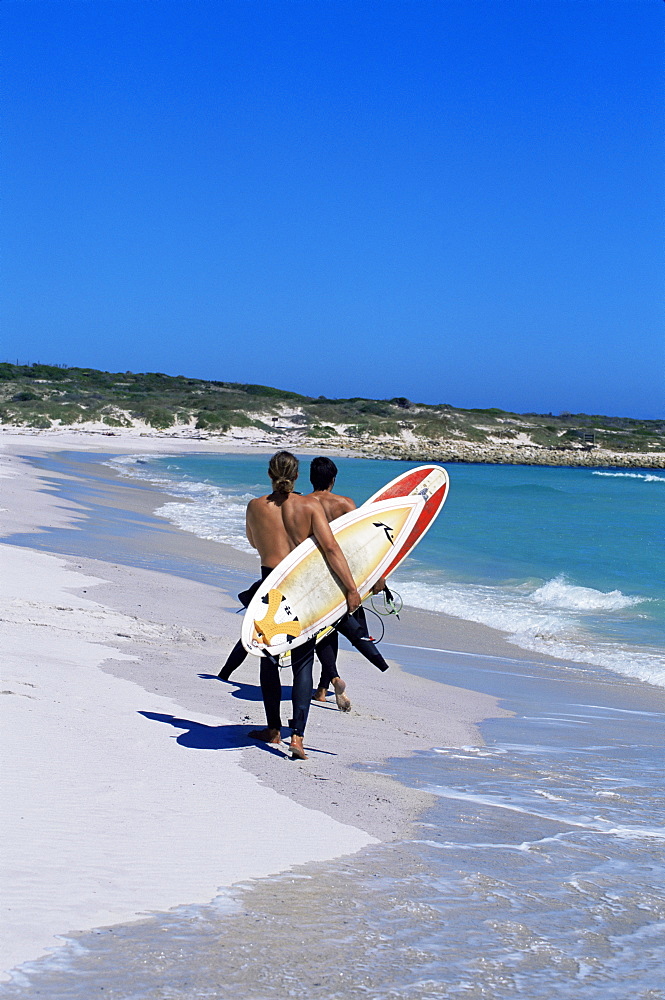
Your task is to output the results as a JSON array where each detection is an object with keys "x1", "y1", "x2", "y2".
[{"x1": 243, "y1": 451, "x2": 361, "y2": 760}]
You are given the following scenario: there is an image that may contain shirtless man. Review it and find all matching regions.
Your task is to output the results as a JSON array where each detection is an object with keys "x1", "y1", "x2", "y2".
[
  {"x1": 244, "y1": 451, "x2": 361, "y2": 760},
  {"x1": 309, "y1": 457, "x2": 386, "y2": 712}
]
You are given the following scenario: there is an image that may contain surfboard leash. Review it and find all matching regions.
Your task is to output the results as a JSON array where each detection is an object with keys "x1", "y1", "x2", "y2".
[
  {"x1": 370, "y1": 585, "x2": 403, "y2": 619},
  {"x1": 362, "y1": 606, "x2": 386, "y2": 643},
  {"x1": 360, "y1": 585, "x2": 403, "y2": 644}
]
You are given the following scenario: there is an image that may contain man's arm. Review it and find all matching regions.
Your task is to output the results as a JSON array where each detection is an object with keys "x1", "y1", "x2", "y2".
[
  {"x1": 341, "y1": 497, "x2": 388, "y2": 594},
  {"x1": 309, "y1": 502, "x2": 361, "y2": 612}
]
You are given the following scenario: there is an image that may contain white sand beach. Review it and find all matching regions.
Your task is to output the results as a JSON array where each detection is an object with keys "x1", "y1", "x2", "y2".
[{"x1": 0, "y1": 432, "x2": 505, "y2": 982}]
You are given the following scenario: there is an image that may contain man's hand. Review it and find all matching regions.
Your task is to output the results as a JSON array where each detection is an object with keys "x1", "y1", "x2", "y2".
[
  {"x1": 346, "y1": 587, "x2": 361, "y2": 613},
  {"x1": 371, "y1": 576, "x2": 387, "y2": 595}
]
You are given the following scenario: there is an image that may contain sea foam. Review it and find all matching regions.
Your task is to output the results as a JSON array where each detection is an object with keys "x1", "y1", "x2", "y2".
[
  {"x1": 394, "y1": 575, "x2": 665, "y2": 689},
  {"x1": 106, "y1": 454, "x2": 257, "y2": 553},
  {"x1": 593, "y1": 471, "x2": 665, "y2": 483},
  {"x1": 528, "y1": 575, "x2": 643, "y2": 612}
]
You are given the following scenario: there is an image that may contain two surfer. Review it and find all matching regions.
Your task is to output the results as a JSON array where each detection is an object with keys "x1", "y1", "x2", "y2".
[
  {"x1": 224, "y1": 451, "x2": 389, "y2": 760},
  {"x1": 241, "y1": 451, "x2": 362, "y2": 760}
]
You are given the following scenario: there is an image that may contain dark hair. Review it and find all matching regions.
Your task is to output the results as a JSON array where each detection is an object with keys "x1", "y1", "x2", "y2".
[
  {"x1": 268, "y1": 451, "x2": 299, "y2": 493},
  {"x1": 310, "y1": 456, "x2": 338, "y2": 491}
]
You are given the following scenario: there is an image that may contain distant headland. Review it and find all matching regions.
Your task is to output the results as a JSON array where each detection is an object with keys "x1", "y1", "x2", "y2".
[{"x1": 1, "y1": 363, "x2": 663, "y2": 469}]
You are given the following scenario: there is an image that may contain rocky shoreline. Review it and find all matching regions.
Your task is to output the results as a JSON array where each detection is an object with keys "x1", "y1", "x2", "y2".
[
  {"x1": 2, "y1": 423, "x2": 663, "y2": 469},
  {"x1": 347, "y1": 439, "x2": 665, "y2": 469}
]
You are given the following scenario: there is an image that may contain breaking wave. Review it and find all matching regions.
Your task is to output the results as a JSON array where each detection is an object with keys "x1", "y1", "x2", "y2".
[
  {"x1": 529, "y1": 576, "x2": 643, "y2": 612},
  {"x1": 394, "y1": 575, "x2": 665, "y2": 689},
  {"x1": 105, "y1": 454, "x2": 257, "y2": 553},
  {"x1": 593, "y1": 471, "x2": 665, "y2": 483}
]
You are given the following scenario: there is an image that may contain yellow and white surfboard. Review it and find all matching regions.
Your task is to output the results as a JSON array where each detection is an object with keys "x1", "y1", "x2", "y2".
[{"x1": 241, "y1": 495, "x2": 424, "y2": 657}]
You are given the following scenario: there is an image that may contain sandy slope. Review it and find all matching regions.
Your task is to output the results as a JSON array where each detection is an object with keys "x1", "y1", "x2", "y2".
[{"x1": 0, "y1": 456, "x2": 374, "y2": 977}]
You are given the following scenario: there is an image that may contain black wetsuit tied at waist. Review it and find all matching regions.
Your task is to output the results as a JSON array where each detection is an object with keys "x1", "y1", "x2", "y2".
[
  {"x1": 219, "y1": 568, "x2": 389, "y2": 681},
  {"x1": 237, "y1": 566, "x2": 273, "y2": 608},
  {"x1": 333, "y1": 610, "x2": 389, "y2": 672},
  {"x1": 218, "y1": 567, "x2": 273, "y2": 679}
]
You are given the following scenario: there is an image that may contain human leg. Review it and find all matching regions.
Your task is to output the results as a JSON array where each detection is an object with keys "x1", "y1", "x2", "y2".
[
  {"x1": 314, "y1": 631, "x2": 339, "y2": 693},
  {"x1": 248, "y1": 652, "x2": 282, "y2": 743},
  {"x1": 218, "y1": 639, "x2": 247, "y2": 680},
  {"x1": 313, "y1": 629, "x2": 351, "y2": 710},
  {"x1": 288, "y1": 639, "x2": 315, "y2": 757}
]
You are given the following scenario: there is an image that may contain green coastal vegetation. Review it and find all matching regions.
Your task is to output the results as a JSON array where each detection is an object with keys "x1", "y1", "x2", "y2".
[{"x1": 1, "y1": 362, "x2": 663, "y2": 466}]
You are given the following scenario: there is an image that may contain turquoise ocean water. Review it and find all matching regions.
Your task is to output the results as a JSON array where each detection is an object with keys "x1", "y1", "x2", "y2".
[
  {"x1": 108, "y1": 453, "x2": 665, "y2": 688},
  {"x1": 4, "y1": 451, "x2": 664, "y2": 998}
]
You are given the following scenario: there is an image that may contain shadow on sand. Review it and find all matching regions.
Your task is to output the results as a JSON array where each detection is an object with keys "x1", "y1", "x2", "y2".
[
  {"x1": 197, "y1": 672, "x2": 287, "y2": 703},
  {"x1": 138, "y1": 711, "x2": 288, "y2": 756},
  {"x1": 139, "y1": 710, "x2": 338, "y2": 758}
]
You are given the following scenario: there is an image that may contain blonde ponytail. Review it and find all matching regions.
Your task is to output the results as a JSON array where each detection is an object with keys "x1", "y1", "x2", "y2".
[{"x1": 268, "y1": 451, "x2": 299, "y2": 494}]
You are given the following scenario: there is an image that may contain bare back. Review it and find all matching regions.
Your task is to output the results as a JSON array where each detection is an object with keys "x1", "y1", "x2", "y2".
[
  {"x1": 246, "y1": 492, "x2": 336, "y2": 567},
  {"x1": 245, "y1": 494, "x2": 295, "y2": 568},
  {"x1": 246, "y1": 489, "x2": 361, "y2": 611},
  {"x1": 310, "y1": 490, "x2": 356, "y2": 522}
]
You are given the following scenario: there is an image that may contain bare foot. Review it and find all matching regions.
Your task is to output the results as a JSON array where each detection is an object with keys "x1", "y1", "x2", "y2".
[
  {"x1": 289, "y1": 735, "x2": 308, "y2": 760},
  {"x1": 312, "y1": 687, "x2": 328, "y2": 702},
  {"x1": 332, "y1": 677, "x2": 351, "y2": 713},
  {"x1": 248, "y1": 727, "x2": 282, "y2": 745}
]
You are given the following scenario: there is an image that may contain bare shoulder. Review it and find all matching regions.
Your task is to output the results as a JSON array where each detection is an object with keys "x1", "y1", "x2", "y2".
[
  {"x1": 336, "y1": 494, "x2": 356, "y2": 513},
  {"x1": 246, "y1": 495, "x2": 269, "y2": 515},
  {"x1": 299, "y1": 493, "x2": 330, "y2": 525},
  {"x1": 327, "y1": 492, "x2": 356, "y2": 516},
  {"x1": 295, "y1": 493, "x2": 319, "y2": 510}
]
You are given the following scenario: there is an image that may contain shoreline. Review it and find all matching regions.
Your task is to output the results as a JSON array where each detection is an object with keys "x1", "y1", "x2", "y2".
[
  {"x1": 6, "y1": 436, "x2": 581, "y2": 667},
  {"x1": 0, "y1": 440, "x2": 508, "y2": 980},
  {"x1": 1, "y1": 424, "x2": 663, "y2": 469}
]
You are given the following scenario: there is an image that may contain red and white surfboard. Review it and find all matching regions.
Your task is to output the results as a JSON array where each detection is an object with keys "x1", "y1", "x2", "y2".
[{"x1": 362, "y1": 465, "x2": 449, "y2": 577}]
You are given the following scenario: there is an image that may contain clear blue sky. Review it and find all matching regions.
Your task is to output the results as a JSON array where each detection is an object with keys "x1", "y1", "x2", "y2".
[{"x1": 2, "y1": 0, "x2": 663, "y2": 417}]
